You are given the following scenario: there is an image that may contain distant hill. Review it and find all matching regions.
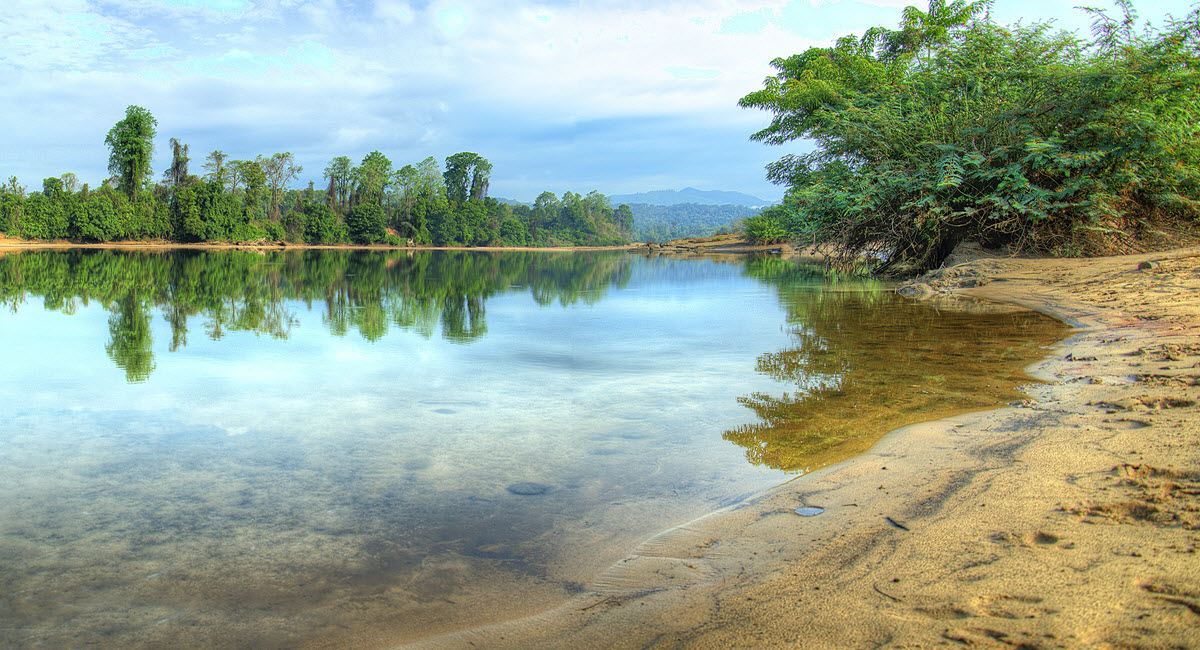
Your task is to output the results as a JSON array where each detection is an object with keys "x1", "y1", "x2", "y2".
[
  {"x1": 492, "y1": 191, "x2": 766, "y2": 242},
  {"x1": 610, "y1": 187, "x2": 772, "y2": 207}
]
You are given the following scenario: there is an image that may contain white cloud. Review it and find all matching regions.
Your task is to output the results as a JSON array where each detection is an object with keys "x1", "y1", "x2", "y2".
[
  {"x1": 4, "y1": 0, "x2": 1197, "y2": 202},
  {"x1": 150, "y1": 0, "x2": 252, "y2": 11}
]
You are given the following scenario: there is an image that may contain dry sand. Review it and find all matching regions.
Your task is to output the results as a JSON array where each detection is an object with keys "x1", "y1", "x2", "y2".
[{"x1": 410, "y1": 247, "x2": 1200, "y2": 649}]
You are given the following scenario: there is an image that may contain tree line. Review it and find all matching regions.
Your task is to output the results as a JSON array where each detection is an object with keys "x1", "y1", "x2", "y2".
[
  {"x1": 739, "y1": 0, "x2": 1200, "y2": 272},
  {"x1": 1, "y1": 107, "x2": 635, "y2": 248}
]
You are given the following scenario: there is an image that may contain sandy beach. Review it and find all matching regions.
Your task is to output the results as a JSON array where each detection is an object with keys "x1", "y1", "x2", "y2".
[{"x1": 410, "y1": 247, "x2": 1200, "y2": 649}]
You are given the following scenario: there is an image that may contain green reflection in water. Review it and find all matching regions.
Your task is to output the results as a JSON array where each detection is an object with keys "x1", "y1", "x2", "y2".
[
  {"x1": 0, "y1": 248, "x2": 632, "y2": 381},
  {"x1": 725, "y1": 256, "x2": 1068, "y2": 472}
]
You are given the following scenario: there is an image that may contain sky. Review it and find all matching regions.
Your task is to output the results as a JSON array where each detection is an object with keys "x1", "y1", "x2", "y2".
[{"x1": 3, "y1": 0, "x2": 1197, "y2": 203}]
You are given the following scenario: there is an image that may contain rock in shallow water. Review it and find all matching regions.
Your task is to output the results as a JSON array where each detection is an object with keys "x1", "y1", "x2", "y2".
[{"x1": 507, "y1": 482, "x2": 551, "y2": 496}]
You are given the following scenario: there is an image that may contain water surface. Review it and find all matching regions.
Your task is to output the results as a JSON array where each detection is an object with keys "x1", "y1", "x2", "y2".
[{"x1": 0, "y1": 249, "x2": 1063, "y2": 647}]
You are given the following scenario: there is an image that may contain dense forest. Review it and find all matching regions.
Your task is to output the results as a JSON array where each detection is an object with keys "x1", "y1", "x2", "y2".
[
  {"x1": 629, "y1": 203, "x2": 757, "y2": 242},
  {"x1": 740, "y1": 0, "x2": 1200, "y2": 272},
  {"x1": 0, "y1": 108, "x2": 634, "y2": 248}
]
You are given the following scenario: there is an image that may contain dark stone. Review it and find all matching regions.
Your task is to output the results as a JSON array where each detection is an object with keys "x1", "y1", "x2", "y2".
[{"x1": 506, "y1": 482, "x2": 551, "y2": 496}]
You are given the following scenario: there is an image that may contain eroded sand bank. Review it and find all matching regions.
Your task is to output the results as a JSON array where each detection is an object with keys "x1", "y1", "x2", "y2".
[{"x1": 410, "y1": 248, "x2": 1200, "y2": 649}]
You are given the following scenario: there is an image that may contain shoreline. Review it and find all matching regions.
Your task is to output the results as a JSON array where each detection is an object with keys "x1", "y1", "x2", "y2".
[
  {"x1": 0, "y1": 237, "x2": 640, "y2": 253},
  {"x1": 406, "y1": 247, "x2": 1200, "y2": 648},
  {"x1": 0, "y1": 232, "x2": 788, "y2": 255}
]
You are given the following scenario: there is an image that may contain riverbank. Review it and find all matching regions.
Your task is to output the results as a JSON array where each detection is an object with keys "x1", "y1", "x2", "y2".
[
  {"x1": 410, "y1": 247, "x2": 1200, "y2": 648},
  {"x1": 0, "y1": 235, "x2": 641, "y2": 253},
  {"x1": 0, "y1": 232, "x2": 776, "y2": 255}
]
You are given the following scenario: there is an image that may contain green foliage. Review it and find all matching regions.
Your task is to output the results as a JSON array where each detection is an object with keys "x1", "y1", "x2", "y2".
[
  {"x1": 741, "y1": 201, "x2": 804, "y2": 244},
  {"x1": 260, "y1": 220, "x2": 284, "y2": 241},
  {"x1": 202, "y1": 150, "x2": 229, "y2": 191},
  {"x1": 105, "y1": 105, "x2": 158, "y2": 203},
  {"x1": 260, "y1": 152, "x2": 302, "y2": 220},
  {"x1": 346, "y1": 202, "x2": 385, "y2": 244},
  {"x1": 431, "y1": 199, "x2": 463, "y2": 245},
  {"x1": 172, "y1": 185, "x2": 204, "y2": 242},
  {"x1": 21, "y1": 194, "x2": 69, "y2": 240},
  {"x1": 741, "y1": 1, "x2": 1200, "y2": 272},
  {"x1": 163, "y1": 137, "x2": 191, "y2": 188},
  {"x1": 443, "y1": 152, "x2": 492, "y2": 203},
  {"x1": 106, "y1": 292, "x2": 155, "y2": 382},
  {"x1": 352, "y1": 151, "x2": 391, "y2": 208},
  {"x1": 8, "y1": 121, "x2": 633, "y2": 249},
  {"x1": 299, "y1": 200, "x2": 339, "y2": 244},
  {"x1": 498, "y1": 217, "x2": 527, "y2": 246}
]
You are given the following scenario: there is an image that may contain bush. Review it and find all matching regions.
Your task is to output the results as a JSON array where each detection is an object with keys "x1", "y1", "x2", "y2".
[
  {"x1": 498, "y1": 217, "x2": 527, "y2": 246},
  {"x1": 20, "y1": 194, "x2": 68, "y2": 240},
  {"x1": 346, "y1": 203, "x2": 384, "y2": 244},
  {"x1": 302, "y1": 201, "x2": 340, "y2": 244},
  {"x1": 742, "y1": 212, "x2": 790, "y2": 244}
]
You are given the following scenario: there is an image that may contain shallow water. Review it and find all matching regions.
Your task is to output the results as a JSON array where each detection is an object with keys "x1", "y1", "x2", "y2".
[{"x1": 0, "y1": 249, "x2": 1063, "y2": 647}]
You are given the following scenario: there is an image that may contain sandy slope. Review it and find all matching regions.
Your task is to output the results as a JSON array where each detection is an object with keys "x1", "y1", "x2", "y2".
[{"x1": 411, "y1": 248, "x2": 1200, "y2": 649}]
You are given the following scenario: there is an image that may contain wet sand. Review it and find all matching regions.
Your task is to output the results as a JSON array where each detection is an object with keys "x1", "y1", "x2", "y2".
[{"x1": 411, "y1": 247, "x2": 1200, "y2": 648}]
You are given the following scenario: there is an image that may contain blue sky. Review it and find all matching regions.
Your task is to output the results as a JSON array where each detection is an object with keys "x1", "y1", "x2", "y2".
[{"x1": 2, "y1": 0, "x2": 1196, "y2": 203}]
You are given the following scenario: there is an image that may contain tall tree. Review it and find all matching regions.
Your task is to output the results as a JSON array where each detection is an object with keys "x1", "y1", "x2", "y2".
[
  {"x1": 7, "y1": 176, "x2": 26, "y2": 198},
  {"x1": 105, "y1": 105, "x2": 158, "y2": 203},
  {"x1": 259, "y1": 152, "x2": 302, "y2": 220},
  {"x1": 443, "y1": 152, "x2": 492, "y2": 203},
  {"x1": 202, "y1": 150, "x2": 229, "y2": 191},
  {"x1": 230, "y1": 159, "x2": 266, "y2": 216},
  {"x1": 614, "y1": 203, "x2": 634, "y2": 234},
  {"x1": 416, "y1": 156, "x2": 444, "y2": 197},
  {"x1": 60, "y1": 173, "x2": 79, "y2": 194},
  {"x1": 323, "y1": 156, "x2": 353, "y2": 213},
  {"x1": 42, "y1": 177, "x2": 63, "y2": 197},
  {"x1": 393, "y1": 164, "x2": 420, "y2": 235},
  {"x1": 352, "y1": 151, "x2": 392, "y2": 208},
  {"x1": 163, "y1": 137, "x2": 191, "y2": 188},
  {"x1": 533, "y1": 190, "x2": 559, "y2": 237}
]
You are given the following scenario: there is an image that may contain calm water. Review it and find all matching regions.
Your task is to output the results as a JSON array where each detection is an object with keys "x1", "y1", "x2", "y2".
[{"x1": 0, "y1": 249, "x2": 1064, "y2": 647}]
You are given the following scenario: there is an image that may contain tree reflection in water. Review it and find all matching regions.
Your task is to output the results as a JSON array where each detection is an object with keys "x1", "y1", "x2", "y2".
[
  {"x1": 725, "y1": 257, "x2": 1066, "y2": 472},
  {"x1": 0, "y1": 248, "x2": 632, "y2": 382}
]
